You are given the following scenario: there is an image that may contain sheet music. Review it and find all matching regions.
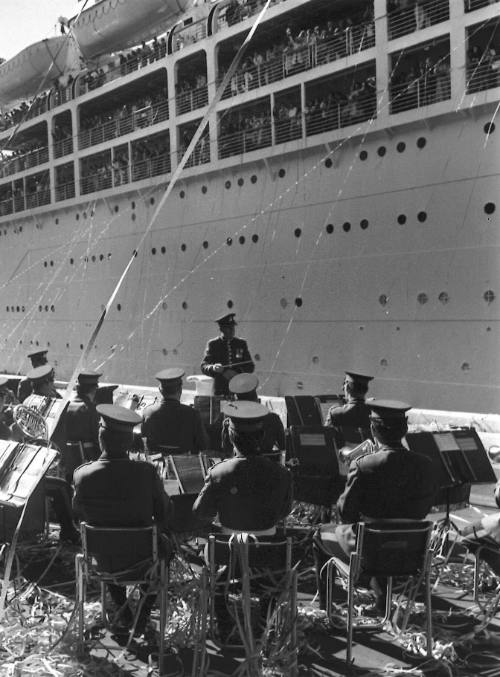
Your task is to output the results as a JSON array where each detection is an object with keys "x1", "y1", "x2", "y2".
[{"x1": 433, "y1": 432, "x2": 460, "y2": 452}]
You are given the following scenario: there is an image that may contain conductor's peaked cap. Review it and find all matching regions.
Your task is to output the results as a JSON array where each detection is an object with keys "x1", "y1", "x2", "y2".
[
  {"x1": 216, "y1": 313, "x2": 237, "y2": 326},
  {"x1": 344, "y1": 371, "x2": 374, "y2": 384},
  {"x1": 96, "y1": 404, "x2": 142, "y2": 431}
]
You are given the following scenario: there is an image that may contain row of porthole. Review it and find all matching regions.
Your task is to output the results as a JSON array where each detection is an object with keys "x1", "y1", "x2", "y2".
[
  {"x1": 39, "y1": 305, "x2": 56, "y2": 312},
  {"x1": 6, "y1": 306, "x2": 25, "y2": 313},
  {"x1": 115, "y1": 296, "x2": 304, "y2": 313},
  {"x1": 0, "y1": 226, "x2": 22, "y2": 236},
  {"x1": 379, "y1": 290, "x2": 495, "y2": 306}
]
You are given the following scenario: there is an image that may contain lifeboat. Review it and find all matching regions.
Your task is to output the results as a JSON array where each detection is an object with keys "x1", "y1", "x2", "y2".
[
  {"x1": 0, "y1": 36, "x2": 79, "y2": 106},
  {"x1": 70, "y1": 0, "x2": 191, "y2": 59}
]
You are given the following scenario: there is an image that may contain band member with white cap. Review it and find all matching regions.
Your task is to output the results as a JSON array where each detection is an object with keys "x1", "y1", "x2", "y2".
[
  {"x1": 220, "y1": 373, "x2": 285, "y2": 456},
  {"x1": 141, "y1": 368, "x2": 209, "y2": 454},
  {"x1": 314, "y1": 399, "x2": 436, "y2": 610},
  {"x1": 193, "y1": 401, "x2": 292, "y2": 534},
  {"x1": 201, "y1": 313, "x2": 255, "y2": 397},
  {"x1": 73, "y1": 404, "x2": 171, "y2": 634}
]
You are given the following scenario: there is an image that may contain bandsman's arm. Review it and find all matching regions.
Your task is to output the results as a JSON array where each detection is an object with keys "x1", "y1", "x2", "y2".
[
  {"x1": 201, "y1": 341, "x2": 223, "y2": 376},
  {"x1": 336, "y1": 460, "x2": 363, "y2": 524},
  {"x1": 192, "y1": 471, "x2": 218, "y2": 524},
  {"x1": 240, "y1": 340, "x2": 255, "y2": 374}
]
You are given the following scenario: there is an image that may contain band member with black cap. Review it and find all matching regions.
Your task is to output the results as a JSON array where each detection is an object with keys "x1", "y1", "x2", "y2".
[
  {"x1": 141, "y1": 368, "x2": 209, "y2": 454},
  {"x1": 17, "y1": 349, "x2": 49, "y2": 403},
  {"x1": 0, "y1": 376, "x2": 14, "y2": 440},
  {"x1": 325, "y1": 370, "x2": 374, "y2": 446},
  {"x1": 66, "y1": 372, "x2": 102, "y2": 479},
  {"x1": 314, "y1": 399, "x2": 437, "y2": 610},
  {"x1": 73, "y1": 404, "x2": 171, "y2": 634},
  {"x1": 193, "y1": 401, "x2": 292, "y2": 534},
  {"x1": 219, "y1": 373, "x2": 285, "y2": 457},
  {"x1": 201, "y1": 313, "x2": 255, "y2": 397}
]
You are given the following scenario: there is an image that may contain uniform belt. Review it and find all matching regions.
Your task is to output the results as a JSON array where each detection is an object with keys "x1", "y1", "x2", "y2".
[{"x1": 221, "y1": 526, "x2": 276, "y2": 536}]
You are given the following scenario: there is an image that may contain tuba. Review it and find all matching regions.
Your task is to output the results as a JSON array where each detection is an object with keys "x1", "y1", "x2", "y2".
[{"x1": 339, "y1": 438, "x2": 375, "y2": 465}]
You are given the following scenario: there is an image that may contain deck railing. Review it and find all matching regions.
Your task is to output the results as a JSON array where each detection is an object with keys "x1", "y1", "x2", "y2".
[
  {"x1": 131, "y1": 154, "x2": 171, "y2": 181},
  {"x1": 78, "y1": 100, "x2": 169, "y2": 150},
  {"x1": 55, "y1": 182, "x2": 76, "y2": 202},
  {"x1": 54, "y1": 137, "x2": 74, "y2": 159},
  {"x1": 0, "y1": 198, "x2": 13, "y2": 216},
  {"x1": 218, "y1": 124, "x2": 272, "y2": 158},
  {"x1": 390, "y1": 69, "x2": 451, "y2": 113},
  {"x1": 218, "y1": 22, "x2": 375, "y2": 100},
  {"x1": 0, "y1": 146, "x2": 49, "y2": 178},
  {"x1": 216, "y1": 0, "x2": 289, "y2": 31},
  {"x1": 464, "y1": 0, "x2": 500, "y2": 12},
  {"x1": 388, "y1": 0, "x2": 450, "y2": 41},
  {"x1": 25, "y1": 189, "x2": 50, "y2": 209},
  {"x1": 81, "y1": 171, "x2": 112, "y2": 195},
  {"x1": 466, "y1": 62, "x2": 500, "y2": 93},
  {"x1": 175, "y1": 85, "x2": 209, "y2": 115},
  {"x1": 178, "y1": 139, "x2": 210, "y2": 167},
  {"x1": 305, "y1": 90, "x2": 377, "y2": 136}
]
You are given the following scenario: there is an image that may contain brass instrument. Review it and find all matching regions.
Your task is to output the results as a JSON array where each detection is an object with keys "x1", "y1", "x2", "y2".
[
  {"x1": 338, "y1": 438, "x2": 375, "y2": 465},
  {"x1": 13, "y1": 403, "x2": 49, "y2": 442}
]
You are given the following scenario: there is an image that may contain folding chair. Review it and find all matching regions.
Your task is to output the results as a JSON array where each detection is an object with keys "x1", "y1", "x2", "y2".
[
  {"x1": 197, "y1": 533, "x2": 298, "y2": 675},
  {"x1": 199, "y1": 453, "x2": 222, "y2": 475},
  {"x1": 325, "y1": 519, "x2": 434, "y2": 667},
  {"x1": 168, "y1": 454, "x2": 206, "y2": 494},
  {"x1": 75, "y1": 523, "x2": 168, "y2": 663},
  {"x1": 284, "y1": 395, "x2": 323, "y2": 427}
]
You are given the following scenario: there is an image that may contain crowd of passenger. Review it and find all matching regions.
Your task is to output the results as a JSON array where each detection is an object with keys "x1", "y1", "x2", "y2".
[
  {"x1": 219, "y1": 4, "x2": 374, "y2": 98},
  {"x1": 176, "y1": 75, "x2": 208, "y2": 114},
  {"x1": 305, "y1": 76, "x2": 377, "y2": 134},
  {"x1": 219, "y1": 110, "x2": 271, "y2": 157},
  {"x1": 467, "y1": 43, "x2": 500, "y2": 91},
  {"x1": 0, "y1": 139, "x2": 48, "y2": 178},
  {"x1": 390, "y1": 53, "x2": 451, "y2": 111}
]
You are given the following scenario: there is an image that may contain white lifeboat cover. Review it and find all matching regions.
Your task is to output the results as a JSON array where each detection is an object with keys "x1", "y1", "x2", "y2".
[
  {"x1": 71, "y1": 0, "x2": 191, "y2": 59},
  {"x1": 0, "y1": 36, "x2": 79, "y2": 106}
]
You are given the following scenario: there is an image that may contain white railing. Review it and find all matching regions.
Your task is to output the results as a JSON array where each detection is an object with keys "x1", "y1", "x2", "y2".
[
  {"x1": 466, "y1": 62, "x2": 500, "y2": 93},
  {"x1": 0, "y1": 146, "x2": 49, "y2": 178},
  {"x1": 218, "y1": 124, "x2": 272, "y2": 158},
  {"x1": 465, "y1": 0, "x2": 500, "y2": 12},
  {"x1": 175, "y1": 85, "x2": 209, "y2": 115},
  {"x1": 390, "y1": 70, "x2": 451, "y2": 113},
  {"x1": 55, "y1": 182, "x2": 76, "y2": 202},
  {"x1": 53, "y1": 137, "x2": 73, "y2": 159},
  {"x1": 388, "y1": 0, "x2": 450, "y2": 41}
]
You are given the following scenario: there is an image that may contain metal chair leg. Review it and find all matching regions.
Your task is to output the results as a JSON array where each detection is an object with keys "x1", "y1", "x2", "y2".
[
  {"x1": 158, "y1": 560, "x2": 167, "y2": 670},
  {"x1": 346, "y1": 572, "x2": 355, "y2": 667},
  {"x1": 75, "y1": 554, "x2": 85, "y2": 652}
]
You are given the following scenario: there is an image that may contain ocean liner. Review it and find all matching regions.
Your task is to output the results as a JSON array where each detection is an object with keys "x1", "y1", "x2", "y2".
[{"x1": 0, "y1": 0, "x2": 499, "y2": 414}]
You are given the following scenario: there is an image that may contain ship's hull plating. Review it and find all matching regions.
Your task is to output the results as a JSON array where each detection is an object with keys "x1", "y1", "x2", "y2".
[{"x1": 1, "y1": 105, "x2": 499, "y2": 413}]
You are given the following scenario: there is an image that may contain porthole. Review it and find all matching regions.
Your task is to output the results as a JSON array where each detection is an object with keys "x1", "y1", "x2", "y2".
[
  {"x1": 91, "y1": 255, "x2": 96, "y2": 262},
  {"x1": 180, "y1": 190, "x2": 185, "y2": 198},
  {"x1": 66, "y1": 343, "x2": 70, "y2": 349},
  {"x1": 150, "y1": 197, "x2": 155, "y2": 205},
  {"x1": 254, "y1": 353, "x2": 261, "y2": 361},
  {"x1": 44, "y1": 261, "x2": 47, "y2": 268},
  {"x1": 55, "y1": 218, "x2": 59, "y2": 225},
  {"x1": 99, "y1": 254, "x2": 104, "y2": 261},
  {"x1": 252, "y1": 234, "x2": 259, "y2": 243},
  {"x1": 380, "y1": 358, "x2": 388, "y2": 367},
  {"x1": 50, "y1": 261, "x2": 54, "y2": 267},
  {"x1": 417, "y1": 293, "x2": 428, "y2": 305},
  {"x1": 19, "y1": 226, "x2": 22, "y2": 232},
  {"x1": 152, "y1": 248, "x2": 156, "y2": 255},
  {"x1": 131, "y1": 201, "x2": 136, "y2": 210},
  {"x1": 379, "y1": 294, "x2": 388, "y2": 307},
  {"x1": 80, "y1": 344, "x2": 84, "y2": 350},
  {"x1": 162, "y1": 348, "x2": 168, "y2": 356},
  {"x1": 131, "y1": 213, "x2": 136, "y2": 221},
  {"x1": 251, "y1": 175, "x2": 257, "y2": 184},
  {"x1": 397, "y1": 214, "x2": 406, "y2": 225},
  {"x1": 50, "y1": 305, "x2": 55, "y2": 312},
  {"x1": 295, "y1": 297, "x2": 303, "y2": 307},
  {"x1": 202, "y1": 186, "x2": 207, "y2": 194},
  {"x1": 396, "y1": 326, "x2": 400, "y2": 331},
  {"x1": 21, "y1": 306, "x2": 25, "y2": 312},
  {"x1": 114, "y1": 205, "x2": 119, "y2": 213},
  {"x1": 225, "y1": 180, "x2": 231, "y2": 189},
  {"x1": 278, "y1": 168, "x2": 286, "y2": 178},
  {"x1": 485, "y1": 202, "x2": 496, "y2": 215},
  {"x1": 280, "y1": 298, "x2": 288, "y2": 308},
  {"x1": 226, "y1": 238, "x2": 233, "y2": 246},
  {"x1": 438, "y1": 292, "x2": 449, "y2": 304},
  {"x1": 343, "y1": 222, "x2": 351, "y2": 232},
  {"x1": 359, "y1": 150, "x2": 368, "y2": 161},
  {"x1": 239, "y1": 236, "x2": 245, "y2": 244},
  {"x1": 44, "y1": 305, "x2": 49, "y2": 312},
  {"x1": 377, "y1": 146, "x2": 386, "y2": 157},
  {"x1": 182, "y1": 301, "x2": 188, "y2": 309},
  {"x1": 83, "y1": 212, "x2": 87, "y2": 219},
  {"x1": 397, "y1": 141, "x2": 406, "y2": 153},
  {"x1": 484, "y1": 289, "x2": 495, "y2": 303},
  {"x1": 325, "y1": 158, "x2": 333, "y2": 168},
  {"x1": 294, "y1": 228, "x2": 302, "y2": 238},
  {"x1": 162, "y1": 302, "x2": 167, "y2": 310},
  {"x1": 417, "y1": 137, "x2": 427, "y2": 149},
  {"x1": 117, "y1": 304, "x2": 121, "y2": 311},
  {"x1": 227, "y1": 300, "x2": 234, "y2": 308},
  {"x1": 161, "y1": 246, "x2": 166, "y2": 254},
  {"x1": 461, "y1": 362, "x2": 470, "y2": 372},
  {"x1": 202, "y1": 241, "x2": 209, "y2": 249},
  {"x1": 76, "y1": 213, "x2": 80, "y2": 221},
  {"x1": 238, "y1": 178, "x2": 244, "y2": 186},
  {"x1": 360, "y1": 219, "x2": 369, "y2": 230},
  {"x1": 417, "y1": 211, "x2": 427, "y2": 222},
  {"x1": 181, "y1": 243, "x2": 187, "y2": 251},
  {"x1": 312, "y1": 356, "x2": 319, "y2": 364},
  {"x1": 484, "y1": 122, "x2": 495, "y2": 135},
  {"x1": 326, "y1": 224, "x2": 334, "y2": 234}
]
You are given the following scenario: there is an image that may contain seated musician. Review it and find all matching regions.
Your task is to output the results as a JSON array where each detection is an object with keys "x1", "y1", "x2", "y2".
[
  {"x1": 193, "y1": 400, "x2": 293, "y2": 641},
  {"x1": 141, "y1": 368, "x2": 209, "y2": 454},
  {"x1": 0, "y1": 377, "x2": 15, "y2": 440},
  {"x1": 324, "y1": 370, "x2": 373, "y2": 447},
  {"x1": 459, "y1": 512, "x2": 500, "y2": 578},
  {"x1": 73, "y1": 404, "x2": 171, "y2": 635},
  {"x1": 212, "y1": 373, "x2": 285, "y2": 458},
  {"x1": 200, "y1": 312, "x2": 255, "y2": 397},
  {"x1": 314, "y1": 400, "x2": 437, "y2": 610}
]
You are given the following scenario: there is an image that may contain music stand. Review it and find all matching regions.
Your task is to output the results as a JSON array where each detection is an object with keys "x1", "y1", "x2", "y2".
[{"x1": 406, "y1": 428, "x2": 497, "y2": 537}]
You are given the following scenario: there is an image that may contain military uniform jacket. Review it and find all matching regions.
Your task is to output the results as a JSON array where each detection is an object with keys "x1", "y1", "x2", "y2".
[
  {"x1": 325, "y1": 398, "x2": 372, "y2": 446},
  {"x1": 73, "y1": 454, "x2": 170, "y2": 528},
  {"x1": 141, "y1": 397, "x2": 209, "y2": 453},
  {"x1": 320, "y1": 444, "x2": 437, "y2": 558},
  {"x1": 201, "y1": 336, "x2": 254, "y2": 396},
  {"x1": 17, "y1": 377, "x2": 32, "y2": 404},
  {"x1": 193, "y1": 454, "x2": 293, "y2": 531},
  {"x1": 66, "y1": 395, "x2": 99, "y2": 448}
]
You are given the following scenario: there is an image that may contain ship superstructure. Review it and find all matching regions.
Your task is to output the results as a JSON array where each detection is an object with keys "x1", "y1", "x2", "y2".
[{"x1": 0, "y1": 0, "x2": 499, "y2": 413}]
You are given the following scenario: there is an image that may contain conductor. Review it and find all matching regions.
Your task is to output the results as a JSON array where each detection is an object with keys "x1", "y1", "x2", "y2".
[{"x1": 201, "y1": 313, "x2": 255, "y2": 397}]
